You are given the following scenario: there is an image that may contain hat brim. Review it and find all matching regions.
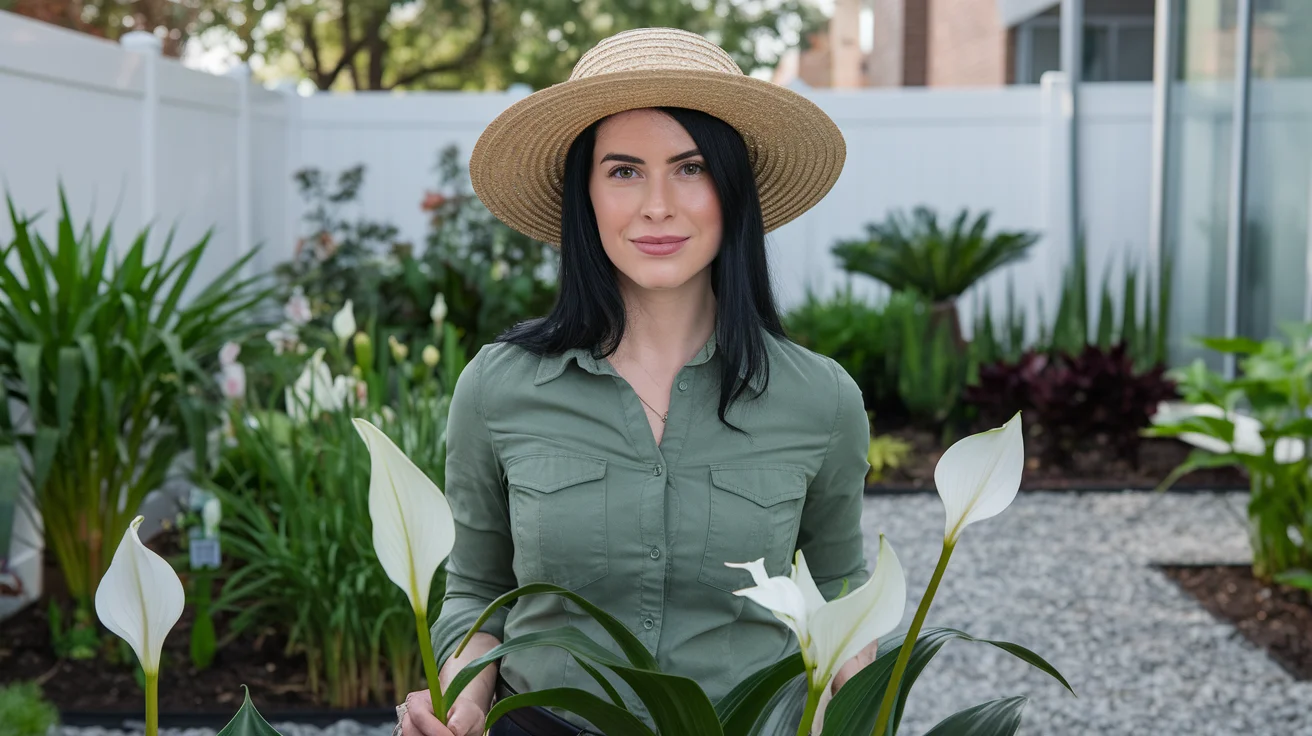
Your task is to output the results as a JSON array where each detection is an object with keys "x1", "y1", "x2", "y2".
[{"x1": 468, "y1": 70, "x2": 846, "y2": 247}]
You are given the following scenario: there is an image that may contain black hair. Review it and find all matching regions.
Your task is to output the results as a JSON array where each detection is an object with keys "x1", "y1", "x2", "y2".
[{"x1": 498, "y1": 107, "x2": 785, "y2": 432}]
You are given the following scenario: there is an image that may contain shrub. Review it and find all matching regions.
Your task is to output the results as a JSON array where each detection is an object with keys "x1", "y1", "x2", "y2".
[{"x1": 0, "y1": 681, "x2": 58, "y2": 736}]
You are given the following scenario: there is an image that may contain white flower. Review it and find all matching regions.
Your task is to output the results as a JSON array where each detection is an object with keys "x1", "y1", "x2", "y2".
[
  {"x1": 332, "y1": 300, "x2": 356, "y2": 343},
  {"x1": 1153, "y1": 401, "x2": 1305, "y2": 463},
  {"x1": 333, "y1": 374, "x2": 367, "y2": 406},
  {"x1": 430, "y1": 293, "x2": 447, "y2": 328},
  {"x1": 726, "y1": 538, "x2": 906, "y2": 734},
  {"x1": 217, "y1": 362, "x2": 246, "y2": 401},
  {"x1": 202, "y1": 498, "x2": 222, "y2": 538},
  {"x1": 936, "y1": 412, "x2": 1025, "y2": 544},
  {"x1": 266, "y1": 324, "x2": 300, "y2": 356},
  {"x1": 286, "y1": 348, "x2": 342, "y2": 423},
  {"x1": 353, "y1": 419, "x2": 456, "y2": 617},
  {"x1": 490, "y1": 260, "x2": 509, "y2": 282},
  {"x1": 284, "y1": 286, "x2": 313, "y2": 326},
  {"x1": 218, "y1": 341, "x2": 241, "y2": 367},
  {"x1": 94, "y1": 516, "x2": 185, "y2": 675}
]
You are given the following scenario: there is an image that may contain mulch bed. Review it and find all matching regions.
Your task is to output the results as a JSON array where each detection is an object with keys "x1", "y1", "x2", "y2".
[
  {"x1": 1160, "y1": 564, "x2": 1312, "y2": 681},
  {"x1": 868, "y1": 431, "x2": 1247, "y2": 493},
  {"x1": 0, "y1": 543, "x2": 396, "y2": 727}
]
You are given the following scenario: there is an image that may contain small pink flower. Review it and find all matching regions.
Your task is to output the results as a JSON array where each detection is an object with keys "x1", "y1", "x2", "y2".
[
  {"x1": 218, "y1": 363, "x2": 246, "y2": 400},
  {"x1": 284, "y1": 287, "x2": 312, "y2": 326},
  {"x1": 421, "y1": 191, "x2": 447, "y2": 212}
]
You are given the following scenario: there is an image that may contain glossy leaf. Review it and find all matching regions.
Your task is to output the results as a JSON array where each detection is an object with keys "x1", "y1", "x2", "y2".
[
  {"x1": 716, "y1": 652, "x2": 805, "y2": 735},
  {"x1": 215, "y1": 686, "x2": 284, "y2": 736},
  {"x1": 485, "y1": 689, "x2": 655, "y2": 736},
  {"x1": 921, "y1": 696, "x2": 1027, "y2": 736}
]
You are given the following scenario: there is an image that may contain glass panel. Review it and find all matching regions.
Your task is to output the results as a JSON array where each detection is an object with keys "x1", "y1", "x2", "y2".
[
  {"x1": 1030, "y1": 25, "x2": 1062, "y2": 83},
  {"x1": 1162, "y1": 0, "x2": 1238, "y2": 370},
  {"x1": 1237, "y1": 0, "x2": 1312, "y2": 340},
  {"x1": 1083, "y1": 26, "x2": 1113, "y2": 81},
  {"x1": 1115, "y1": 26, "x2": 1157, "y2": 81}
]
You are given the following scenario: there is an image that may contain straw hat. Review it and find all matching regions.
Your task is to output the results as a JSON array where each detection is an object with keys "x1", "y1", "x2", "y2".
[{"x1": 468, "y1": 27, "x2": 847, "y2": 247}]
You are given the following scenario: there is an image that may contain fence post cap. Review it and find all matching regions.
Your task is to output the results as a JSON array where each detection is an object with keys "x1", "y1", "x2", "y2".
[{"x1": 120, "y1": 31, "x2": 163, "y2": 54}]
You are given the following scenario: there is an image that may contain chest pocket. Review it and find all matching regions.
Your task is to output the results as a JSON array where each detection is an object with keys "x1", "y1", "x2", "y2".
[
  {"x1": 698, "y1": 463, "x2": 809, "y2": 593},
  {"x1": 506, "y1": 453, "x2": 609, "y2": 590}
]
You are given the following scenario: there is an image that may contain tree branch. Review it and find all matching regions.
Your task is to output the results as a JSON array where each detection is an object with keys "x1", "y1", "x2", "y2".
[{"x1": 387, "y1": 0, "x2": 493, "y2": 89}]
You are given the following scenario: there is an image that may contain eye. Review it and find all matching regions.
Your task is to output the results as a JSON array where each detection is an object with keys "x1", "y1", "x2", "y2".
[
  {"x1": 680, "y1": 162, "x2": 705, "y2": 176},
  {"x1": 609, "y1": 165, "x2": 638, "y2": 179}
]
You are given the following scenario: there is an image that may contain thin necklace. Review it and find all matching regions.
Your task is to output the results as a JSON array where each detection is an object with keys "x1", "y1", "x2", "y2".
[{"x1": 635, "y1": 391, "x2": 668, "y2": 423}]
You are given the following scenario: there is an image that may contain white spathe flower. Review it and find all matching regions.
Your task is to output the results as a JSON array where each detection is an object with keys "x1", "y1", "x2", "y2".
[
  {"x1": 332, "y1": 300, "x2": 356, "y2": 342},
  {"x1": 285, "y1": 286, "x2": 313, "y2": 326},
  {"x1": 219, "y1": 341, "x2": 241, "y2": 367},
  {"x1": 389, "y1": 335, "x2": 409, "y2": 362},
  {"x1": 286, "y1": 348, "x2": 342, "y2": 422},
  {"x1": 1153, "y1": 401, "x2": 1304, "y2": 463},
  {"x1": 936, "y1": 412, "x2": 1025, "y2": 544},
  {"x1": 266, "y1": 324, "x2": 300, "y2": 356},
  {"x1": 333, "y1": 373, "x2": 367, "y2": 406},
  {"x1": 94, "y1": 516, "x2": 185, "y2": 675},
  {"x1": 726, "y1": 537, "x2": 906, "y2": 734},
  {"x1": 430, "y1": 293, "x2": 447, "y2": 328},
  {"x1": 353, "y1": 418, "x2": 456, "y2": 615},
  {"x1": 202, "y1": 498, "x2": 222, "y2": 537}
]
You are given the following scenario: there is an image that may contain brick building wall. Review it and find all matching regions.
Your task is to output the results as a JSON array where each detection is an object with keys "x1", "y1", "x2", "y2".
[{"x1": 926, "y1": 0, "x2": 1011, "y2": 86}]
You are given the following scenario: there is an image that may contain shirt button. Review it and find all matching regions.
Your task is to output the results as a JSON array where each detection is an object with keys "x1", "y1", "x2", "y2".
[
  {"x1": 650, "y1": 547, "x2": 661, "y2": 560},
  {"x1": 653, "y1": 465, "x2": 663, "y2": 476},
  {"x1": 677, "y1": 380, "x2": 689, "y2": 391},
  {"x1": 643, "y1": 618, "x2": 655, "y2": 630}
]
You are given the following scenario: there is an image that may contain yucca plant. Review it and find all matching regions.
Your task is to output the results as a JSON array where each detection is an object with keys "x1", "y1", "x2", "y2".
[
  {"x1": 0, "y1": 190, "x2": 267, "y2": 623},
  {"x1": 832, "y1": 207, "x2": 1038, "y2": 345}
]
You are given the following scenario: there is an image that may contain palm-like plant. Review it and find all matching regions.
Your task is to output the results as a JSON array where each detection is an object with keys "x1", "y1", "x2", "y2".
[{"x1": 832, "y1": 207, "x2": 1038, "y2": 344}]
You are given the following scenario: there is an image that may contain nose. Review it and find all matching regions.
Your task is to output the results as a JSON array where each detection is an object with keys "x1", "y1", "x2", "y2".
[{"x1": 640, "y1": 177, "x2": 674, "y2": 223}]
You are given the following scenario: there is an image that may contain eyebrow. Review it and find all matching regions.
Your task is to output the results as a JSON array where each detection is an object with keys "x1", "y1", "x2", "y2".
[{"x1": 599, "y1": 149, "x2": 701, "y2": 165}]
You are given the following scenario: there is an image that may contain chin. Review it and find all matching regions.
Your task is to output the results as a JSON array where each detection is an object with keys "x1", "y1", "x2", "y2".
[{"x1": 628, "y1": 263, "x2": 696, "y2": 291}]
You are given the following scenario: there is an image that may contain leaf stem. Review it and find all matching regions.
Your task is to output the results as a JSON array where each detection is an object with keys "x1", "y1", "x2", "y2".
[
  {"x1": 871, "y1": 540, "x2": 955, "y2": 736},
  {"x1": 796, "y1": 684, "x2": 823, "y2": 736},
  {"x1": 414, "y1": 605, "x2": 446, "y2": 724},
  {"x1": 145, "y1": 672, "x2": 158, "y2": 736}
]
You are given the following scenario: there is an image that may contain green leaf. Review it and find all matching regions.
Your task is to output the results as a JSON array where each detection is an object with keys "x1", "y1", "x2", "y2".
[
  {"x1": 922, "y1": 696, "x2": 1028, "y2": 736},
  {"x1": 452, "y1": 583, "x2": 657, "y2": 670},
  {"x1": 1152, "y1": 448, "x2": 1249, "y2": 492},
  {"x1": 717, "y1": 652, "x2": 805, "y2": 736},
  {"x1": 1197, "y1": 336, "x2": 1264, "y2": 355},
  {"x1": 1274, "y1": 569, "x2": 1312, "y2": 591},
  {"x1": 822, "y1": 628, "x2": 1071, "y2": 736},
  {"x1": 485, "y1": 689, "x2": 655, "y2": 736},
  {"x1": 215, "y1": 686, "x2": 284, "y2": 736},
  {"x1": 55, "y1": 346, "x2": 83, "y2": 437},
  {"x1": 572, "y1": 655, "x2": 627, "y2": 708}
]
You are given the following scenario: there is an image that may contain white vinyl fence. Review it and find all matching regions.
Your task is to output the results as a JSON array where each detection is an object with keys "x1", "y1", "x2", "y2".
[{"x1": 0, "y1": 9, "x2": 1159, "y2": 611}]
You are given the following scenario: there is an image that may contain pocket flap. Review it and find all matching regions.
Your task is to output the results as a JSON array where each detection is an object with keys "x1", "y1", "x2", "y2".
[
  {"x1": 506, "y1": 453, "x2": 607, "y2": 493},
  {"x1": 709, "y1": 464, "x2": 808, "y2": 507}
]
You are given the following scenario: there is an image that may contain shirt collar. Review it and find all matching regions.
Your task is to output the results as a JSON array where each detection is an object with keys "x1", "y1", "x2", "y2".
[{"x1": 533, "y1": 331, "x2": 720, "y2": 386}]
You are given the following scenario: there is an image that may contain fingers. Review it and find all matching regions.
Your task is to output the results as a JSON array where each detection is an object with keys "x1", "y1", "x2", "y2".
[
  {"x1": 447, "y1": 700, "x2": 488, "y2": 736},
  {"x1": 403, "y1": 690, "x2": 453, "y2": 736}
]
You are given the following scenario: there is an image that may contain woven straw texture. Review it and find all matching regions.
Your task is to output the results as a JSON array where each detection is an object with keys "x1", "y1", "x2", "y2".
[{"x1": 468, "y1": 27, "x2": 846, "y2": 247}]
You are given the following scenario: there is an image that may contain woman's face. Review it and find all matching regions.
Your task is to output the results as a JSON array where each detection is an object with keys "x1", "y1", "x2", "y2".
[{"x1": 589, "y1": 109, "x2": 723, "y2": 293}]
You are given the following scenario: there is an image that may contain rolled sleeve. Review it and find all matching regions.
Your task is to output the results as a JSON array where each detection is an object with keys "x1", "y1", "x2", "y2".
[
  {"x1": 430, "y1": 345, "x2": 517, "y2": 667},
  {"x1": 797, "y1": 358, "x2": 871, "y2": 601}
]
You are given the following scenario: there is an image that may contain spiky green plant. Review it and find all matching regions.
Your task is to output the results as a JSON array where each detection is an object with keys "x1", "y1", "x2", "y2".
[{"x1": 0, "y1": 189, "x2": 268, "y2": 618}]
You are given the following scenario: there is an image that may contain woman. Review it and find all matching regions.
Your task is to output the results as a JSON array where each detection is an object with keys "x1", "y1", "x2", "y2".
[{"x1": 398, "y1": 27, "x2": 875, "y2": 736}]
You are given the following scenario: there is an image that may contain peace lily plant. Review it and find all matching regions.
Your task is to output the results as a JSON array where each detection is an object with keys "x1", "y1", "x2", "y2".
[{"x1": 95, "y1": 409, "x2": 1068, "y2": 735}]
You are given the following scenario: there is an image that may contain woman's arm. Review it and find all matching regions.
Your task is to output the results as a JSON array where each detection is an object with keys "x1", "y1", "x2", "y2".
[
  {"x1": 429, "y1": 346, "x2": 517, "y2": 711},
  {"x1": 797, "y1": 359, "x2": 872, "y2": 599}
]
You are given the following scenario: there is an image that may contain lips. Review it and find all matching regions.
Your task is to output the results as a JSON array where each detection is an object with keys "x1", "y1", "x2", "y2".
[{"x1": 631, "y1": 236, "x2": 689, "y2": 256}]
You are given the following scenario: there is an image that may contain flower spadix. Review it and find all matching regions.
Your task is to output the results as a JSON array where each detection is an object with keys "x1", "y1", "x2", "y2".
[
  {"x1": 94, "y1": 515, "x2": 185, "y2": 674},
  {"x1": 727, "y1": 537, "x2": 906, "y2": 732},
  {"x1": 936, "y1": 412, "x2": 1025, "y2": 544},
  {"x1": 352, "y1": 418, "x2": 455, "y2": 614}
]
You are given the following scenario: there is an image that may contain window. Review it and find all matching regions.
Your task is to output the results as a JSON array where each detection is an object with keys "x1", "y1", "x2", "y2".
[{"x1": 1014, "y1": 16, "x2": 1156, "y2": 84}]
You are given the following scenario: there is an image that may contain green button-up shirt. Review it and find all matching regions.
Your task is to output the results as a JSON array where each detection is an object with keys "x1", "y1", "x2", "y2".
[{"x1": 430, "y1": 330, "x2": 871, "y2": 728}]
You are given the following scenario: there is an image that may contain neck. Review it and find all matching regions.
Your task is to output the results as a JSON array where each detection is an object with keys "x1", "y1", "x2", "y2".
[{"x1": 614, "y1": 270, "x2": 717, "y2": 371}]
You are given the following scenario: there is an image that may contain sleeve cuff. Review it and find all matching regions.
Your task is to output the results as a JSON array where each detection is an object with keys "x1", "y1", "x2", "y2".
[{"x1": 430, "y1": 600, "x2": 510, "y2": 668}]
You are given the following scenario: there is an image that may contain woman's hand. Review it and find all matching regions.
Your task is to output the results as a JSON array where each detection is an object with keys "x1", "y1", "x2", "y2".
[
  {"x1": 831, "y1": 638, "x2": 879, "y2": 694},
  {"x1": 399, "y1": 690, "x2": 486, "y2": 736}
]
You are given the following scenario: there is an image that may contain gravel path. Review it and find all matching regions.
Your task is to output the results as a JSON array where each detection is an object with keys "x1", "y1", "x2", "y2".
[
  {"x1": 59, "y1": 491, "x2": 1309, "y2": 736},
  {"x1": 864, "y1": 490, "x2": 1312, "y2": 736}
]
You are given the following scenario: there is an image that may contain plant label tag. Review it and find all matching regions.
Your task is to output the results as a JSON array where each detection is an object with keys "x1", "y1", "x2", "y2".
[{"x1": 189, "y1": 538, "x2": 221, "y2": 570}]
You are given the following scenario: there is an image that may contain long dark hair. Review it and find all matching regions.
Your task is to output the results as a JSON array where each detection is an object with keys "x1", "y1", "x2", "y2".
[{"x1": 498, "y1": 107, "x2": 786, "y2": 432}]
